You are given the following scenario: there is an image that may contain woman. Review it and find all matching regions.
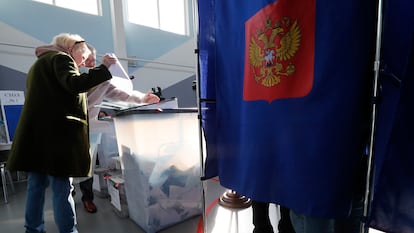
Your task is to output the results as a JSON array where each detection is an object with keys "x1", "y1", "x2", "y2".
[
  {"x1": 77, "y1": 43, "x2": 159, "y2": 214},
  {"x1": 7, "y1": 33, "x2": 117, "y2": 233}
]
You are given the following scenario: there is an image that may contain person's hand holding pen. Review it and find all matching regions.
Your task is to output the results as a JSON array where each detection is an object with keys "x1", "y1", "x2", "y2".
[
  {"x1": 101, "y1": 53, "x2": 117, "y2": 68},
  {"x1": 143, "y1": 92, "x2": 160, "y2": 104}
]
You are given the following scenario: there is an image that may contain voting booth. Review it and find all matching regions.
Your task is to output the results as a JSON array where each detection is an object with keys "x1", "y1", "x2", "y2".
[
  {"x1": 0, "y1": 90, "x2": 24, "y2": 203},
  {"x1": 113, "y1": 107, "x2": 202, "y2": 233},
  {"x1": 0, "y1": 90, "x2": 24, "y2": 145}
]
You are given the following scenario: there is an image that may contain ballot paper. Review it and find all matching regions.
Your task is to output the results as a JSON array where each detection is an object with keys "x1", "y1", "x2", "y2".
[
  {"x1": 108, "y1": 54, "x2": 133, "y2": 92},
  {"x1": 96, "y1": 97, "x2": 179, "y2": 111}
]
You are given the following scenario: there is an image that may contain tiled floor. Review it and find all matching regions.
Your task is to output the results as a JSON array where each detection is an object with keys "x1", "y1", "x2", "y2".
[{"x1": 0, "y1": 178, "x2": 384, "y2": 233}]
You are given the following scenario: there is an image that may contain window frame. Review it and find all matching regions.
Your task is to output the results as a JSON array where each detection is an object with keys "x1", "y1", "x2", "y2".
[
  {"x1": 32, "y1": 0, "x2": 102, "y2": 16},
  {"x1": 126, "y1": 0, "x2": 189, "y2": 36}
]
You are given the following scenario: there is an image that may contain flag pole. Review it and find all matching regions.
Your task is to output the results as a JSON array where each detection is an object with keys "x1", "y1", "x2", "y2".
[
  {"x1": 193, "y1": 0, "x2": 208, "y2": 232},
  {"x1": 360, "y1": 0, "x2": 385, "y2": 232}
]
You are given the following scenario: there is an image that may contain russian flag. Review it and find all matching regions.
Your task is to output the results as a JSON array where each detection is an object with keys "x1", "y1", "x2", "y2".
[{"x1": 198, "y1": 0, "x2": 377, "y2": 218}]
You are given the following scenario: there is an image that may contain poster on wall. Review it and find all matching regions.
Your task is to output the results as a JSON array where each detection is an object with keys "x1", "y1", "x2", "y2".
[{"x1": 0, "y1": 90, "x2": 25, "y2": 144}]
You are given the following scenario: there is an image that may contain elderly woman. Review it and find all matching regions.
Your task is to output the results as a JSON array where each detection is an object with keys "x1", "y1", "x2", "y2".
[
  {"x1": 76, "y1": 43, "x2": 159, "y2": 214},
  {"x1": 7, "y1": 33, "x2": 117, "y2": 233}
]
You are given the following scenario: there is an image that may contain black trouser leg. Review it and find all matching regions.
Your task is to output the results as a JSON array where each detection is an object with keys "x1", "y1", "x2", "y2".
[
  {"x1": 79, "y1": 177, "x2": 94, "y2": 202},
  {"x1": 278, "y1": 206, "x2": 296, "y2": 233},
  {"x1": 252, "y1": 201, "x2": 274, "y2": 233}
]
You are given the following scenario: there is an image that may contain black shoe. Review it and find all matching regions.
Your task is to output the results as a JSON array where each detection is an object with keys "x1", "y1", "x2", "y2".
[{"x1": 253, "y1": 227, "x2": 274, "y2": 233}]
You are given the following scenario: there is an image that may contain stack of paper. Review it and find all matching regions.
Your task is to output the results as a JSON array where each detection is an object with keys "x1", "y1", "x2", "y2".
[{"x1": 96, "y1": 97, "x2": 178, "y2": 111}]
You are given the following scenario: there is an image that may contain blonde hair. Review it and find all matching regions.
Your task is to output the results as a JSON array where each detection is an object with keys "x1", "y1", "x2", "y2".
[
  {"x1": 51, "y1": 33, "x2": 84, "y2": 49},
  {"x1": 51, "y1": 32, "x2": 90, "y2": 58}
]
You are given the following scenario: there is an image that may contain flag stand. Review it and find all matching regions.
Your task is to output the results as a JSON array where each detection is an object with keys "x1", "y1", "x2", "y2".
[
  {"x1": 218, "y1": 190, "x2": 252, "y2": 209},
  {"x1": 360, "y1": 0, "x2": 384, "y2": 232}
]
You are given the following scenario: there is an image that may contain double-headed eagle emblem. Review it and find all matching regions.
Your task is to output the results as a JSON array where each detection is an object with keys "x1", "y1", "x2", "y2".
[{"x1": 248, "y1": 17, "x2": 301, "y2": 87}]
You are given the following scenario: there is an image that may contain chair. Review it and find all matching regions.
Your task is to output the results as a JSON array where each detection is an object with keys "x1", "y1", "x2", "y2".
[
  {"x1": 0, "y1": 148, "x2": 15, "y2": 203},
  {"x1": 0, "y1": 90, "x2": 24, "y2": 203}
]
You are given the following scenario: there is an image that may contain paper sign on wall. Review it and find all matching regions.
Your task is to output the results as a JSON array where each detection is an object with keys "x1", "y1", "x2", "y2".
[{"x1": 0, "y1": 90, "x2": 24, "y2": 144}]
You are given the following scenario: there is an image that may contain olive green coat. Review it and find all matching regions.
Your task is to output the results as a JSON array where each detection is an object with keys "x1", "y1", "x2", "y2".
[{"x1": 7, "y1": 51, "x2": 112, "y2": 177}]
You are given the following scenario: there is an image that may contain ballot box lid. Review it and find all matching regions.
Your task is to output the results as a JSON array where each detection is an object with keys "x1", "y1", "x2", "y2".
[{"x1": 114, "y1": 107, "x2": 197, "y2": 117}]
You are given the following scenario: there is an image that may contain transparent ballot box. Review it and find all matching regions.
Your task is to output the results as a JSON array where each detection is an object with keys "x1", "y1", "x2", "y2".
[
  {"x1": 113, "y1": 108, "x2": 202, "y2": 233},
  {"x1": 89, "y1": 118, "x2": 120, "y2": 169}
]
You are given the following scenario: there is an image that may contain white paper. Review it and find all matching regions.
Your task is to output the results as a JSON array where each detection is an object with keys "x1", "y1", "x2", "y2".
[
  {"x1": 107, "y1": 54, "x2": 133, "y2": 92},
  {"x1": 0, "y1": 91, "x2": 25, "y2": 105},
  {"x1": 94, "y1": 101, "x2": 144, "y2": 110},
  {"x1": 108, "y1": 179, "x2": 122, "y2": 211},
  {"x1": 92, "y1": 173, "x2": 100, "y2": 191},
  {"x1": 136, "y1": 97, "x2": 179, "y2": 110}
]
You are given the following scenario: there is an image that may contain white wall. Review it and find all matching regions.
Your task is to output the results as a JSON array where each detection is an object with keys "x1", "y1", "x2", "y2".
[
  {"x1": 131, "y1": 39, "x2": 196, "y2": 93},
  {"x1": 0, "y1": 22, "x2": 43, "y2": 73}
]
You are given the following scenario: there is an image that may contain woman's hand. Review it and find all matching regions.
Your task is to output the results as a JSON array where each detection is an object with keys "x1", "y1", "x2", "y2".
[
  {"x1": 143, "y1": 92, "x2": 160, "y2": 103},
  {"x1": 101, "y1": 53, "x2": 117, "y2": 68}
]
